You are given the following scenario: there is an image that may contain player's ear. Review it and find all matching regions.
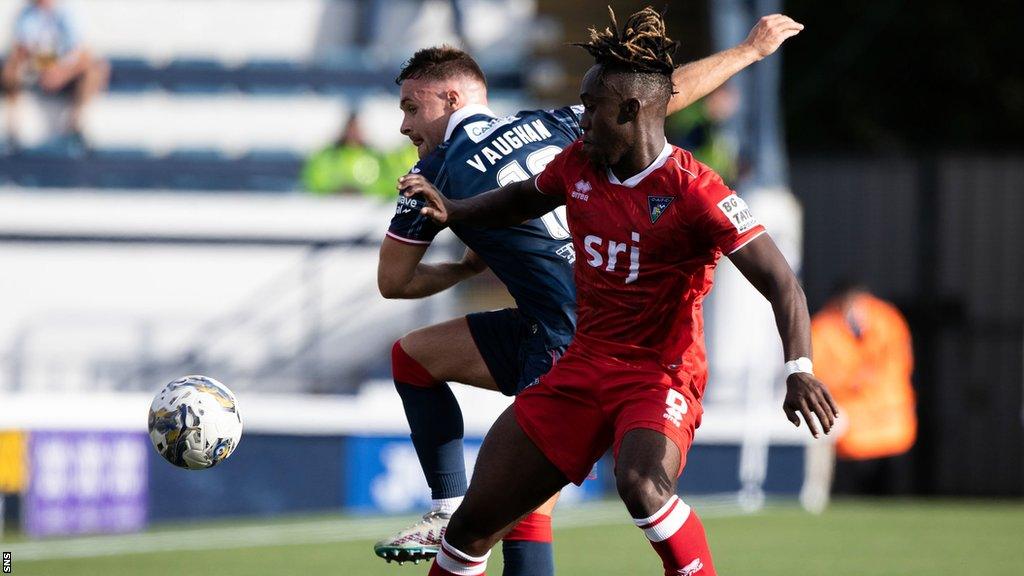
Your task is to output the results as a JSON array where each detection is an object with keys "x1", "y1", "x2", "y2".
[
  {"x1": 618, "y1": 98, "x2": 640, "y2": 124},
  {"x1": 444, "y1": 89, "x2": 461, "y2": 110}
]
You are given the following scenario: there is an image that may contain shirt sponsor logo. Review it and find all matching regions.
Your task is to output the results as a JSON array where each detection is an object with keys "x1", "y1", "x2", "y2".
[
  {"x1": 583, "y1": 232, "x2": 640, "y2": 284},
  {"x1": 717, "y1": 194, "x2": 759, "y2": 233},
  {"x1": 648, "y1": 195, "x2": 674, "y2": 224}
]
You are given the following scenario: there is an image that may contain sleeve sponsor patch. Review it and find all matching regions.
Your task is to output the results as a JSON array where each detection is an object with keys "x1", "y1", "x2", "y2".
[
  {"x1": 716, "y1": 193, "x2": 759, "y2": 233},
  {"x1": 395, "y1": 195, "x2": 422, "y2": 215},
  {"x1": 463, "y1": 120, "x2": 494, "y2": 143}
]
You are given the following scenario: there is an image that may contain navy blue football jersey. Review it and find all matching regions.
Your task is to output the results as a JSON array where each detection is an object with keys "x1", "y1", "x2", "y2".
[{"x1": 388, "y1": 104, "x2": 583, "y2": 349}]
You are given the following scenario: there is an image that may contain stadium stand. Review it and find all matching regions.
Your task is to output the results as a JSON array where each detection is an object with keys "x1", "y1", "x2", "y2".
[{"x1": 0, "y1": 0, "x2": 533, "y2": 191}]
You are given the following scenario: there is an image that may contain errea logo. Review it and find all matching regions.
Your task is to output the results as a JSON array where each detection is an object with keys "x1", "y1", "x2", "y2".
[{"x1": 572, "y1": 180, "x2": 592, "y2": 201}]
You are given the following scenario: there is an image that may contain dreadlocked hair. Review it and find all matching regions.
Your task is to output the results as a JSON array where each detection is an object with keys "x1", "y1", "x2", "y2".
[{"x1": 573, "y1": 6, "x2": 678, "y2": 76}]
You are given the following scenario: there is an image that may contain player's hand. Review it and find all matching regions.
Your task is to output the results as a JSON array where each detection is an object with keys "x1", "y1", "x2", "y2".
[
  {"x1": 742, "y1": 14, "x2": 804, "y2": 60},
  {"x1": 783, "y1": 373, "x2": 839, "y2": 438},
  {"x1": 461, "y1": 248, "x2": 488, "y2": 273},
  {"x1": 399, "y1": 174, "x2": 454, "y2": 225}
]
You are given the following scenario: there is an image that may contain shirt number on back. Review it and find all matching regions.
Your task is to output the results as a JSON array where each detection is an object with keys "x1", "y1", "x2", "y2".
[{"x1": 496, "y1": 146, "x2": 569, "y2": 240}]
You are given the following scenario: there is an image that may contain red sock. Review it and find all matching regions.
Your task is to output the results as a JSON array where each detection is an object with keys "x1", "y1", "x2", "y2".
[
  {"x1": 502, "y1": 512, "x2": 554, "y2": 576},
  {"x1": 503, "y1": 512, "x2": 553, "y2": 542},
  {"x1": 429, "y1": 536, "x2": 489, "y2": 576},
  {"x1": 633, "y1": 495, "x2": 716, "y2": 576},
  {"x1": 391, "y1": 340, "x2": 440, "y2": 387}
]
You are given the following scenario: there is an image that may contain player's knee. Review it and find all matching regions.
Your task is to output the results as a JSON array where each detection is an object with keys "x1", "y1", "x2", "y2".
[
  {"x1": 615, "y1": 466, "x2": 676, "y2": 517},
  {"x1": 391, "y1": 339, "x2": 439, "y2": 387}
]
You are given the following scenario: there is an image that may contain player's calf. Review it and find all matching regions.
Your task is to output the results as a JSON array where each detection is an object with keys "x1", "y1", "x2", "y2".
[
  {"x1": 376, "y1": 339, "x2": 467, "y2": 565},
  {"x1": 616, "y1": 429, "x2": 716, "y2": 575},
  {"x1": 392, "y1": 338, "x2": 468, "y2": 507}
]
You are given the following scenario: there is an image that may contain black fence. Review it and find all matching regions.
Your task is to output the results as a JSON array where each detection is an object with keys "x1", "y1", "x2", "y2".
[{"x1": 792, "y1": 154, "x2": 1024, "y2": 496}]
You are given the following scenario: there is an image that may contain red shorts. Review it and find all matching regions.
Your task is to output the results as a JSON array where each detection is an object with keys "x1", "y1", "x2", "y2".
[{"x1": 514, "y1": 337, "x2": 705, "y2": 485}]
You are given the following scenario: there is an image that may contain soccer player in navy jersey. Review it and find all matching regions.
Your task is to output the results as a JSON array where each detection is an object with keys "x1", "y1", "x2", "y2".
[{"x1": 374, "y1": 12, "x2": 806, "y2": 572}]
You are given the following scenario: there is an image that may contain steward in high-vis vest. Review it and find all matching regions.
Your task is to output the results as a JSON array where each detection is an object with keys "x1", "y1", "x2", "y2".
[{"x1": 811, "y1": 285, "x2": 916, "y2": 461}]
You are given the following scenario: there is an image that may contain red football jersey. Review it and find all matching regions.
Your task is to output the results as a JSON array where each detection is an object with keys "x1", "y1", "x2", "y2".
[{"x1": 535, "y1": 140, "x2": 765, "y2": 393}]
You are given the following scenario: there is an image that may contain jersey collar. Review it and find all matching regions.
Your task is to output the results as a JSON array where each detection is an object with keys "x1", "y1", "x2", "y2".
[
  {"x1": 444, "y1": 104, "x2": 497, "y2": 143},
  {"x1": 607, "y1": 140, "x2": 673, "y2": 188}
]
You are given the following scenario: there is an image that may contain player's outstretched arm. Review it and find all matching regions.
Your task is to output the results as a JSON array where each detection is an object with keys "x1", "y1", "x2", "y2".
[
  {"x1": 666, "y1": 14, "x2": 804, "y2": 116},
  {"x1": 377, "y1": 240, "x2": 487, "y2": 299},
  {"x1": 399, "y1": 173, "x2": 564, "y2": 228},
  {"x1": 729, "y1": 234, "x2": 839, "y2": 438}
]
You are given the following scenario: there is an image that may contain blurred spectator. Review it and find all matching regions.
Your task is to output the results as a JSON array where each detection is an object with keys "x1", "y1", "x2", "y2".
[
  {"x1": 811, "y1": 282, "x2": 917, "y2": 495},
  {"x1": 302, "y1": 112, "x2": 418, "y2": 199},
  {"x1": 1, "y1": 0, "x2": 109, "y2": 146},
  {"x1": 667, "y1": 84, "x2": 740, "y2": 184}
]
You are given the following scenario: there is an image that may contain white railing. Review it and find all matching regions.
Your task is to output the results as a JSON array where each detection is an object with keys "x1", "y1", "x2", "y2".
[{"x1": 0, "y1": 190, "x2": 455, "y2": 393}]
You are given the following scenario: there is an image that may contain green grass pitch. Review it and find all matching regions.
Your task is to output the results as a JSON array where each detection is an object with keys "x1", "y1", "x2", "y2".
[{"x1": 8, "y1": 499, "x2": 1023, "y2": 575}]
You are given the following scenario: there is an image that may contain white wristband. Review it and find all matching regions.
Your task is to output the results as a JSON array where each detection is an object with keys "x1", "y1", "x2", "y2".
[{"x1": 785, "y1": 357, "x2": 813, "y2": 377}]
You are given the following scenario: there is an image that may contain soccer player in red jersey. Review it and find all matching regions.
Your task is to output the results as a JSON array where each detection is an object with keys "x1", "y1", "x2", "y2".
[{"x1": 400, "y1": 7, "x2": 838, "y2": 575}]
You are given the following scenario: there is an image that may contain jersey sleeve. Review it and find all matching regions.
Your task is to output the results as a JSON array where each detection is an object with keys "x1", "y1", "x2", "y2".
[
  {"x1": 387, "y1": 195, "x2": 445, "y2": 245},
  {"x1": 687, "y1": 169, "x2": 766, "y2": 254},
  {"x1": 533, "y1": 141, "x2": 580, "y2": 198},
  {"x1": 386, "y1": 162, "x2": 445, "y2": 245}
]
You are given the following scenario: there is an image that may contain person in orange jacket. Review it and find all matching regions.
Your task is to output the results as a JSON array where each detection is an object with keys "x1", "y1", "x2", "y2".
[{"x1": 810, "y1": 281, "x2": 916, "y2": 495}]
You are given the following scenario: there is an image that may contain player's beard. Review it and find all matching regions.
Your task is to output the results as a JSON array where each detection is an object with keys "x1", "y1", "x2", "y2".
[{"x1": 582, "y1": 141, "x2": 609, "y2": 171}]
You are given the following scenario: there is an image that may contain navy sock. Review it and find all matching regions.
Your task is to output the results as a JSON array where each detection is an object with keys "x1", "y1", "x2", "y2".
[
  {"x1": 502, "y1": 540, "x2": 555, "y2": 576},
  {"x1": 394, "y1": 381, "x2": 467, "y2": 500}
]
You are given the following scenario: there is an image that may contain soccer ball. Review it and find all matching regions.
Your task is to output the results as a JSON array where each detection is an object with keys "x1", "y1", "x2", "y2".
[{"x1": 148, "y1": 375, "x2": 243, "y2": 470}]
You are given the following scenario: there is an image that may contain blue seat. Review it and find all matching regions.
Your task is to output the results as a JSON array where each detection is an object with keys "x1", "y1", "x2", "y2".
[
  {"x1": 91, "y1": 147, "x2": 152, "y2": 161},
  {"x1": 241, "y1": 149, "x2": 303, "y2": 163},
  {"x1": 166, "y1": 149, "x2": 227, "y2": 162},
  {"x1": 104, "y1": 57, "x2": 418, "y2": 95},
  {"x1": 0, "y1": 146, "x2": 303, "y2": 192}
]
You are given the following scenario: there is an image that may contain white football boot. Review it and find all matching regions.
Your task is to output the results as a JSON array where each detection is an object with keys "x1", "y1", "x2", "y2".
[{"x1": 373, "y1": 510, "x2": 450, "y2": 564}]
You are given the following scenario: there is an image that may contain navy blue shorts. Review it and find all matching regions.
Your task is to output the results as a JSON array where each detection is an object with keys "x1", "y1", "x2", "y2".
[{"x1": 466, "y1": 308, "x2": 565, "y2": 396}]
